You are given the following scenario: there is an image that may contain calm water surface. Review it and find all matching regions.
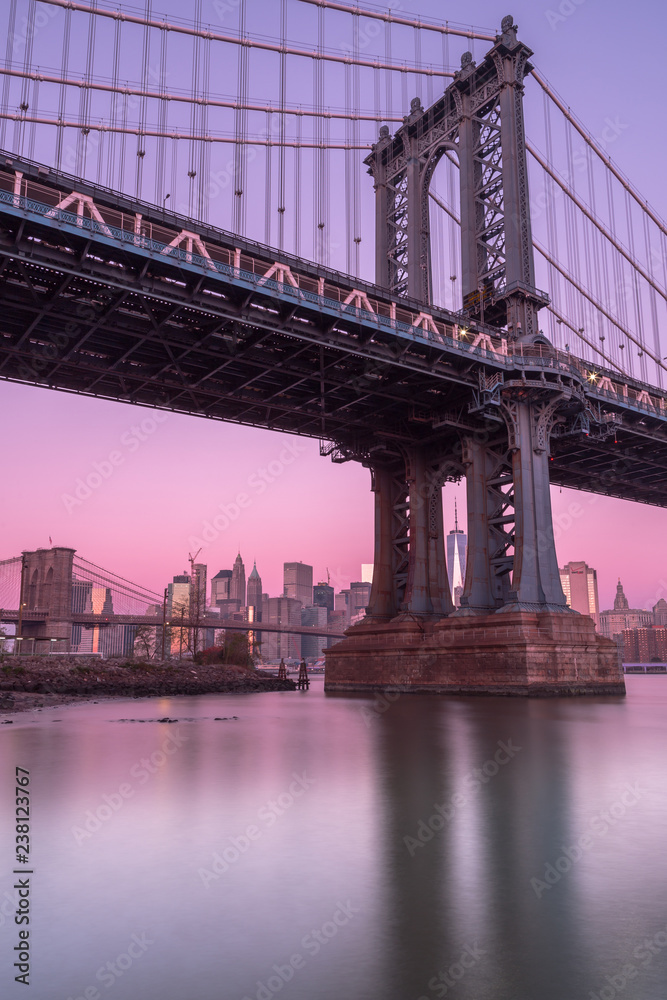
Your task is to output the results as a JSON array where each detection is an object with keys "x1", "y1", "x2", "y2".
[{"x1": 1, "y1": 676, "x2": 666, "y2": 1000}]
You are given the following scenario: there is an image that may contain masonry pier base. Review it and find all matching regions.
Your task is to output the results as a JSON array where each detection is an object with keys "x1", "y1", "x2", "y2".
[{"x1": 324, "y1": 612, "x2": 625, "y2": 697}]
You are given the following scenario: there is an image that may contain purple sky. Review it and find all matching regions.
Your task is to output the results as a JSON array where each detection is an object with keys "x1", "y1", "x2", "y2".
[{"x1": 1, "y1": 0, "x2": 666, "y2": 611}]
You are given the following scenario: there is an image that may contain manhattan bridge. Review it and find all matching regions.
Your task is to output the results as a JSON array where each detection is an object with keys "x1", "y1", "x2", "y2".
[{"x1": 0, "y1": 0, "x2": 665, "y2": 692}]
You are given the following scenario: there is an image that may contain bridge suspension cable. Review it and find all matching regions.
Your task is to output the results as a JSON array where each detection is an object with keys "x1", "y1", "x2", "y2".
[
  {"x1": 72, "y1": 556, "x2": 163, "y2": 606},
  {"x1": 530, "y1": 69, "x2": 667, "y2": 241},
  {"x1": 295, "y1": 0, "x2": 495, "y2": 42},
  {"x1": 0, "y1": 113, "x2": 372, "y2": 149},
  {"x1": 35, "y1": 0, "x2": 453, "y2": 77},
  {"x1": 428, "y1": 188, "x2": 630, "y2": 375}
]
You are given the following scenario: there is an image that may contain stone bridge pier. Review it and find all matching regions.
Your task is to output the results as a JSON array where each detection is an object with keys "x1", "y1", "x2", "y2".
[
  {"x1": 325, "y1": 395, "x2": 623, "y2": 696},
  {"x1": 18, "y1": 547, "x2": 74, "y2": 650}
]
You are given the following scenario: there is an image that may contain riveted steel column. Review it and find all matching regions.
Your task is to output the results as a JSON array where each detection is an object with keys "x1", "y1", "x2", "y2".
[
  {"x1": 457, "y1": 86, "x2": 479, "y2": 308},
  {"x1": 503, "y1": 399, "x2": 567, "y2": 608},
  {"x1": 372, "y1": 128, "x2": 391, "y2": 290},
  {"x1": 406, "y1": 130, "x2": 425, "y2": 302},
  {"x1": 427, "y1": 480, "x2": 454, "y2": 616},
  {"x1": 400, "y1": 451, "x2": 451, "y2": 616},
  {"x1": 367, "y1": 466, "x2": 400, "y2": 619},
  {"x1": 459, "y1": 437, "x2": 496, "y2": 612}
]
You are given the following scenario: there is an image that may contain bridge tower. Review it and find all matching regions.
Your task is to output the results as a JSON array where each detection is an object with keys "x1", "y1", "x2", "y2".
[
  {"x1": 326, "y1": 16, "x2": 621, "y2": 694},
  {"x1": 366, "y1": 13, "x2": 547, "y2": 340},
  {"x1": 21, "y1": 547, "x2": 74, "y2": 649}
]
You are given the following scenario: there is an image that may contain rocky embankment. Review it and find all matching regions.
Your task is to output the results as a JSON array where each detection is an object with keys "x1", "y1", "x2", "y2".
[{"x1": 0, "y1": 656, "x2": 295, "y2": 714}]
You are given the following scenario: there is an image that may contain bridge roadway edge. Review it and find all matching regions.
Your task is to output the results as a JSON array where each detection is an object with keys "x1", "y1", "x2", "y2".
[{"x1": 323, "y1": 612, "x2": 625, "y2": 697}]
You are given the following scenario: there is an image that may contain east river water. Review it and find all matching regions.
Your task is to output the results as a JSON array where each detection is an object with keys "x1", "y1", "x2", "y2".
[{"x1": 1, "y1": 676, "x2": 666, "y2": 1000}]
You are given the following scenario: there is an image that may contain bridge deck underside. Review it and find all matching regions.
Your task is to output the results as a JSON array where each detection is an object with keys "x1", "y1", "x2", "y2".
[{"x1": 0, "y1": 190, "x2": 666, "y2": 507}]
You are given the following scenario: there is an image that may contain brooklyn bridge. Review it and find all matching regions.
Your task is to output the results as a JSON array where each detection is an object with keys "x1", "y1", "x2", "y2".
[{"x1": 1, "y1": 2, "x2": 666, "y2": 692}]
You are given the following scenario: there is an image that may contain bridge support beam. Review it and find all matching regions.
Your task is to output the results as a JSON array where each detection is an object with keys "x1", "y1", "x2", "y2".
[
  {"x1": 499, "y1": 396, "x2": 567, "y2": 610},
  {"x1": 364, "y1": 451, "x2": 453, "y2": 624},
  {"x1": 457, "y1": 434, "x2": 513, "y2": 614},
  {"x1": 365, "y1": 464, "x2": 407, "y2": 621}
]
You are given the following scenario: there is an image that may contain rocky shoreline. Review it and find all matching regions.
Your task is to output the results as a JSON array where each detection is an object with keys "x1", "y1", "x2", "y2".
[{"x1": 0, "y1": 656, "x2": 296, "y2": 714}]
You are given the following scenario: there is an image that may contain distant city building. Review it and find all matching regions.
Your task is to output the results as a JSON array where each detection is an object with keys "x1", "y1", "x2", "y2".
[
  {"x1": 230, "y1": 553, "x2": 246, "y2": 606},
  {"x1": 301, "y1": 605, "x2": 328, "y2": 659},
  {"x1": 313, "y1": 582, "x2": 334, "y2": 613},
  {"x1": 599, "y1": 580, "x2": 653, "y2": 639},
  {"x1": 168, "y1": 574, "x2": 190, "y2": 614},
  {"x1": 247, "y1": 561, "x2": 263, "y2": 619},
  {"x1": 215, "y1": 598, "x2": 243, "y2": 617},
  {"x1": 335, "y1": 589, "x2": 351, "y2": 621},
  {"x1": 361, "y1": 564, "x2": 374, "y2": 584},
  {"x1": 349, "y1": 581, "x2": 371, "y2": 619},
  {"x1": 192, "y1": 563, "x2": 207, "y2": 613},
  {"x1": 265, "y1": 596, "x2": 302, "y2": 661},
  {"x1": 167, "y1": 574, "x2": 191, "y2": 656},
  {"x1": 446, "y1": 502, "x2": 467, "y2": 606},
  {"x1": 559, "y1": 561, "x2": 599, "y2": 626},
  {"x1": 70, "y1": 582, "x2": 133, "y2": 656},
  {"x1": 328, "y1": 610, "x2": 348, "y2": 634},
  {"x1": 284, "y1": 562, "x2": 313, "y2": 606},
  {"x1": 211, "y1": 569, "x2": 232, "y2": 605},
  {"x1": 621, "y1": 627, "x2": 667, "y2": 664},
  {"x1": 654, "y1": 599, "x2": 667, "y2": 627}
]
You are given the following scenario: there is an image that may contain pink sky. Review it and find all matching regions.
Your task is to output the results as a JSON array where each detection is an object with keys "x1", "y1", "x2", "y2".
[{"x1": 1, "y1": 0, "x2": 666, "y2": 613}]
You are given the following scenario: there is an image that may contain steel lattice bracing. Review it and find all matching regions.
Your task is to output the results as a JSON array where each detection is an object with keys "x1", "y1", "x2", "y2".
[{"x1": 366, "y1": 15, "x2": 548, "y2": 338}]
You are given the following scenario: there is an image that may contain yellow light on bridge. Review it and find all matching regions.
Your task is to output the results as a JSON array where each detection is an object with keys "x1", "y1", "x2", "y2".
[{"x1": 587, "y1": 371, "x2": 599, "y2": 383}]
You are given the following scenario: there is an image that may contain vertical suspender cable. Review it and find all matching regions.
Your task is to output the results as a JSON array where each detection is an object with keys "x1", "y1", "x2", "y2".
[
  {"x1": 0, "y1": 0, "x2": 18, "y2": 150},
  {"x1": 233, "y1": 0, "x2": 248, "y2": 236},
  {"x1": 352, "y1": 11, "x2": 360, "y2": 276},
  {"x1": 107, "y1": 15, "x2": 121, "y2": 187},
  {"x1": 136, "y1": 0, "x2": 152, "y2": 202},
  {"x1": 76, "y1": 0, "x2": 97, "y2": 180},
  {"x1": 16, "y1": 0, "x2": 36, "y2": 157},
  {"x1": 384, "y1": 16, "x2": 392, "y2": 121},
  {"x1": 314, "y1": 4, "x2": 325, "y2": 264},
  {"x1": 345, "y1": 60, "x2": 352, "y2": 273},
  {"x1": 155, "y1": 23, "x2": 168, "y2": 205},
  {"x1": 118, "y1": 88, "x2": 128, "y2": 194},
  {"x1": 265, "y1": 110, "x2": 272, "y2": 246},
  {"x1": 413, "y1": 24, "x2": 422, "y2": 103},
  {"x1": 294, "y1": 113, "x2": 301, "y2": 257},
  {"x1": 199, "y1": 15, "x2": 211, "y2": 223},
  {"x1": 277, "y1": 0, "x2": 287, "y2": 249},
  {"x1": 27, "y1": 78, "x2": 38, "y2": 161},
  {"x1": 644, "y1": 211, "x2": 663, "y2": 388},
  {"x1": 187, "y1": 0, "x2": 201, "y2": 218},
  {"x1": 625, "y1": 189, "x2": 645, "y2": 381}
]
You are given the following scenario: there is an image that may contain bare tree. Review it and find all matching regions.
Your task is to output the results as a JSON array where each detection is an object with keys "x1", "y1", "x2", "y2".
[{"x1": 133, "y1": 623, "x2": 156, "y2": 660}]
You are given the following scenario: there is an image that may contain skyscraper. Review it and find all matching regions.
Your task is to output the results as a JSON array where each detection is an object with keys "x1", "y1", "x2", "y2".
[
  {"x1": 349, "y1": 581, "x2": 371, "y2": 618},
  {"x1": 559, "y1": 561, "x2": 600, "y2": 626},
  {"x1": 313, "y1": 582, "x2": 334, "y2": 613},
  {"x1": 654, "y1": 599, "x2": 667, "y2": 627},
  {"x1": 211, "y1": 569, "x2": 232, "y2": 605},
  {"x1": 192, "y1": 563, "x2": 207, "y2": 611},
  {"x1": 284, "y1": 562, "x2": 313, "y2": 605},
  {"x1": 599, "y1": 580, "x2": 653, "y2": 638},
  {"x1": 265, "y1": 597, "x2": 302, "y2": 660},
  {"x1": 301, "y1": 604, "x2": 328, "y2": 658},
  {"x1": 230, "y1": 553, "x2": 246, "y2": 606},
  {"x1": 247, "y1": 561, "x2": 263, "y2": 617},
  {"x1": 446, "y1": 501, "x2": 467, "y2": 606}
]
